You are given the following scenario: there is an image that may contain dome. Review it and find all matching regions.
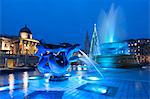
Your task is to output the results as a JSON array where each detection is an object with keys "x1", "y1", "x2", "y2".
[
  {"x1": 19, "y1": 25, "x2": 32, "y2": 39},
  {"x1": 19, "y1": 25, "x2": 32, "y2": 34}
]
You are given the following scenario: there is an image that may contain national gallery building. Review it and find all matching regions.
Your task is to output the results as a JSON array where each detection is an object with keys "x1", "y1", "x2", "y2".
[{"x1": 0, "y1": 25, "x2": 40, "y2": 68}]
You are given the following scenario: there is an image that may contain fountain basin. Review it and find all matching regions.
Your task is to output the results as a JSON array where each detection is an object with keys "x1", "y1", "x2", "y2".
[{"x1": 94, "y1": 55, "x2": 141, "y2": 68}]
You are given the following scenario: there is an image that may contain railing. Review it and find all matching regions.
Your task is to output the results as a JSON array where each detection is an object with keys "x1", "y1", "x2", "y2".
[{"x1": 0, "y1": 54, "x2": 38, "y2": 58}]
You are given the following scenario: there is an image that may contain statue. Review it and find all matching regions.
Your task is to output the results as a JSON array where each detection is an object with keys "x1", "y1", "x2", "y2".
[{"x1": 35, "y1": 43, "x2": 80, "y2": 81}]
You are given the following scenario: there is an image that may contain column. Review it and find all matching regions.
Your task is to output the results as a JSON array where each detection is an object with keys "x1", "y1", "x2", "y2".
[{"x1": 22, "y1": 40, "x2": 24, "y2": 55}]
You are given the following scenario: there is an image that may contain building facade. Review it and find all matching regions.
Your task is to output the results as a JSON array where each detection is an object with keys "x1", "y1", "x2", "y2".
[
  {"x1": 0, "y1": 25, "x2": 39, "y2": 68},
  {"x1": 127, "y1": 39, "x2": 150, "y2": 55},
  {"x1": 127, "y1": 39, "x2": 150, "y2": 65}
]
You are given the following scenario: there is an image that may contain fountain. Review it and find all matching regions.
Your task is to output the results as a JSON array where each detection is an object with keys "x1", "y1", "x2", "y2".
[
  {"x1": 98, "y1": 4, "x2": 126, "y2": 44},
  {"x1": 35, "y1": 42, "x2": 104, "y2": 81},
  {"x1": 98, "y1": 4, "x2": 128, "y2": 56},
  {"x1": 79, "y1": 50, "x2": 103, "y2": 78},
  {"x1": 89, "y1": 4, "x2": 138, "y2": 68},
  {"x1": 35, "y1": 43, "x2": 80, "y2": 81}
]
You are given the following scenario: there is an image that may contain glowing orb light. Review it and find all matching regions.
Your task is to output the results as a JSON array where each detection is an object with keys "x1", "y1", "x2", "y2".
[
  {"x1": 28, "y1": 76, "x2": 42, "y2": 80},
  {"x1": 89, "y1": 87, "x2": 107, "y2": 94}
]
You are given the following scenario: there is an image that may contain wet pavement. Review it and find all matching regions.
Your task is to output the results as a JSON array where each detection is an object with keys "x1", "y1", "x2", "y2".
[{"x1": 0, "y1": 67, "x2": 149, "y2": 99}]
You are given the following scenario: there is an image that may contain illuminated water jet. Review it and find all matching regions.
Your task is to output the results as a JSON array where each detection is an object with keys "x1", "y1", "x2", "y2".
[
  {"x1": 79, "y1": 50, "x2": 103, "y2": 78},
  {"x1": 98, "y1": 4, "x2": 126, "y2": 44}
]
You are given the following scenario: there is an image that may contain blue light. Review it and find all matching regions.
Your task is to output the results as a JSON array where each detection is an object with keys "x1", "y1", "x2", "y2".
[
  {"x1": 64, "y1": 73, "x2": 71, "y2": 77},
  {"x1": 88, "y1": 77, "x2": 100, "y2": 80},
  {"x1": 97, "y1": 87, "x2": 107, "y2": 94},
  {"x1": 77, "y1": 66, "x2": 82, "y2": 71},
  {"x1": 79, "y1": 83, "x2": 108, "y2": 94},
  {"x1": 83, "y1": 76, "x2": 101, "y2": 81},
  {"x1": 28, "y1": 76, "x2": 42, "y2": 80},
  {"x1": 0, "y1": 86, "x2": 10, "y2": 91},
  {"x1": 90, "y1": 87, "x2": 107, "y2": 94},
  {"x1": 0, "y1": 85, "x2": 20, "y2": 91},
  {"x1": 44, "y1": 73, "x2": 51, "y2": 78}
]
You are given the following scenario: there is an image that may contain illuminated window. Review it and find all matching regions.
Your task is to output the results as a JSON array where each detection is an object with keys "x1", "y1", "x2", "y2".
[
  {"x1": 134, "y1": 43, "x2": 137, "y2": 46},
  {"x1": 20, "y1": 32, "x2": 28, "y2": 39},
  {"x1": 138, "y1": 53, "x2": 140, "y2": 55},
  {"x1": 30, "y1": 34, "x2": 32, "y2": 39},
  {"x1": 138, "y1": 40, "x2": 140, "y2": 43}
]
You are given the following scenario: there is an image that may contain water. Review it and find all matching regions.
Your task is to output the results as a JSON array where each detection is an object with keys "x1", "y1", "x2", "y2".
[
  {"x1": 0, "y1": 70, "x2": 40, "y2": 98},
  {"x1": 79, "y1": 50, "x2": 103, "y2": 78},
  {"x1": 89, "y1": 4, "x2": 126, "y2": 57},
  {"x1": 98, "y1": 4, "x2": 126, "y2": 44},
  {"x1": 0, "y1": 67, "x2": 149, "y2": 98},
  {"x1": 0, "y1": 70, "x2": 87, "y2": 98}
]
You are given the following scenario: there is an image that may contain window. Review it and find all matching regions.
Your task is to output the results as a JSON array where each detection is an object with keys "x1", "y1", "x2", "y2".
[
  {"x1": 131, "y1": 44, "x2": 133, "y2": 46},
  {"x1": 4, "y1": 44, "x2": 7, "y2": 47}
]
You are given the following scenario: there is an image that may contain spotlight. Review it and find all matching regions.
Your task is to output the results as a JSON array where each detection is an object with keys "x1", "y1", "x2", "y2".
[
  {"x1": 83, "y1": 76, "x2": 101, "y2": 81},
  {"x1": 28, "y1": 76, "x2": 42, "y2": 80}
]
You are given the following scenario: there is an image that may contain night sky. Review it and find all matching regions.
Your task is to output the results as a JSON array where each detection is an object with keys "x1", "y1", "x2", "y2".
[{"x1": 0, "y1": 0, "x2": 149, "y2": 48}]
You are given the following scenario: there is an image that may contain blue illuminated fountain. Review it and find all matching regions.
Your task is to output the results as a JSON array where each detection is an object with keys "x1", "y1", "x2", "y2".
[
  {"x1": 98, "y1": 4, "x2": 126, "y2": 44},
  {"x1": 35, "y1": 43, "x2": 80, "y2": 81},
  {"x1": 89, "y1": 4, "x2": 131, "y2": 68},
  {"x1": 35, "y1": 42, "x2": 104, "y2": 81},
  {"x1": 98, "y1": 4, "x2": 128, "y2": 56}
]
